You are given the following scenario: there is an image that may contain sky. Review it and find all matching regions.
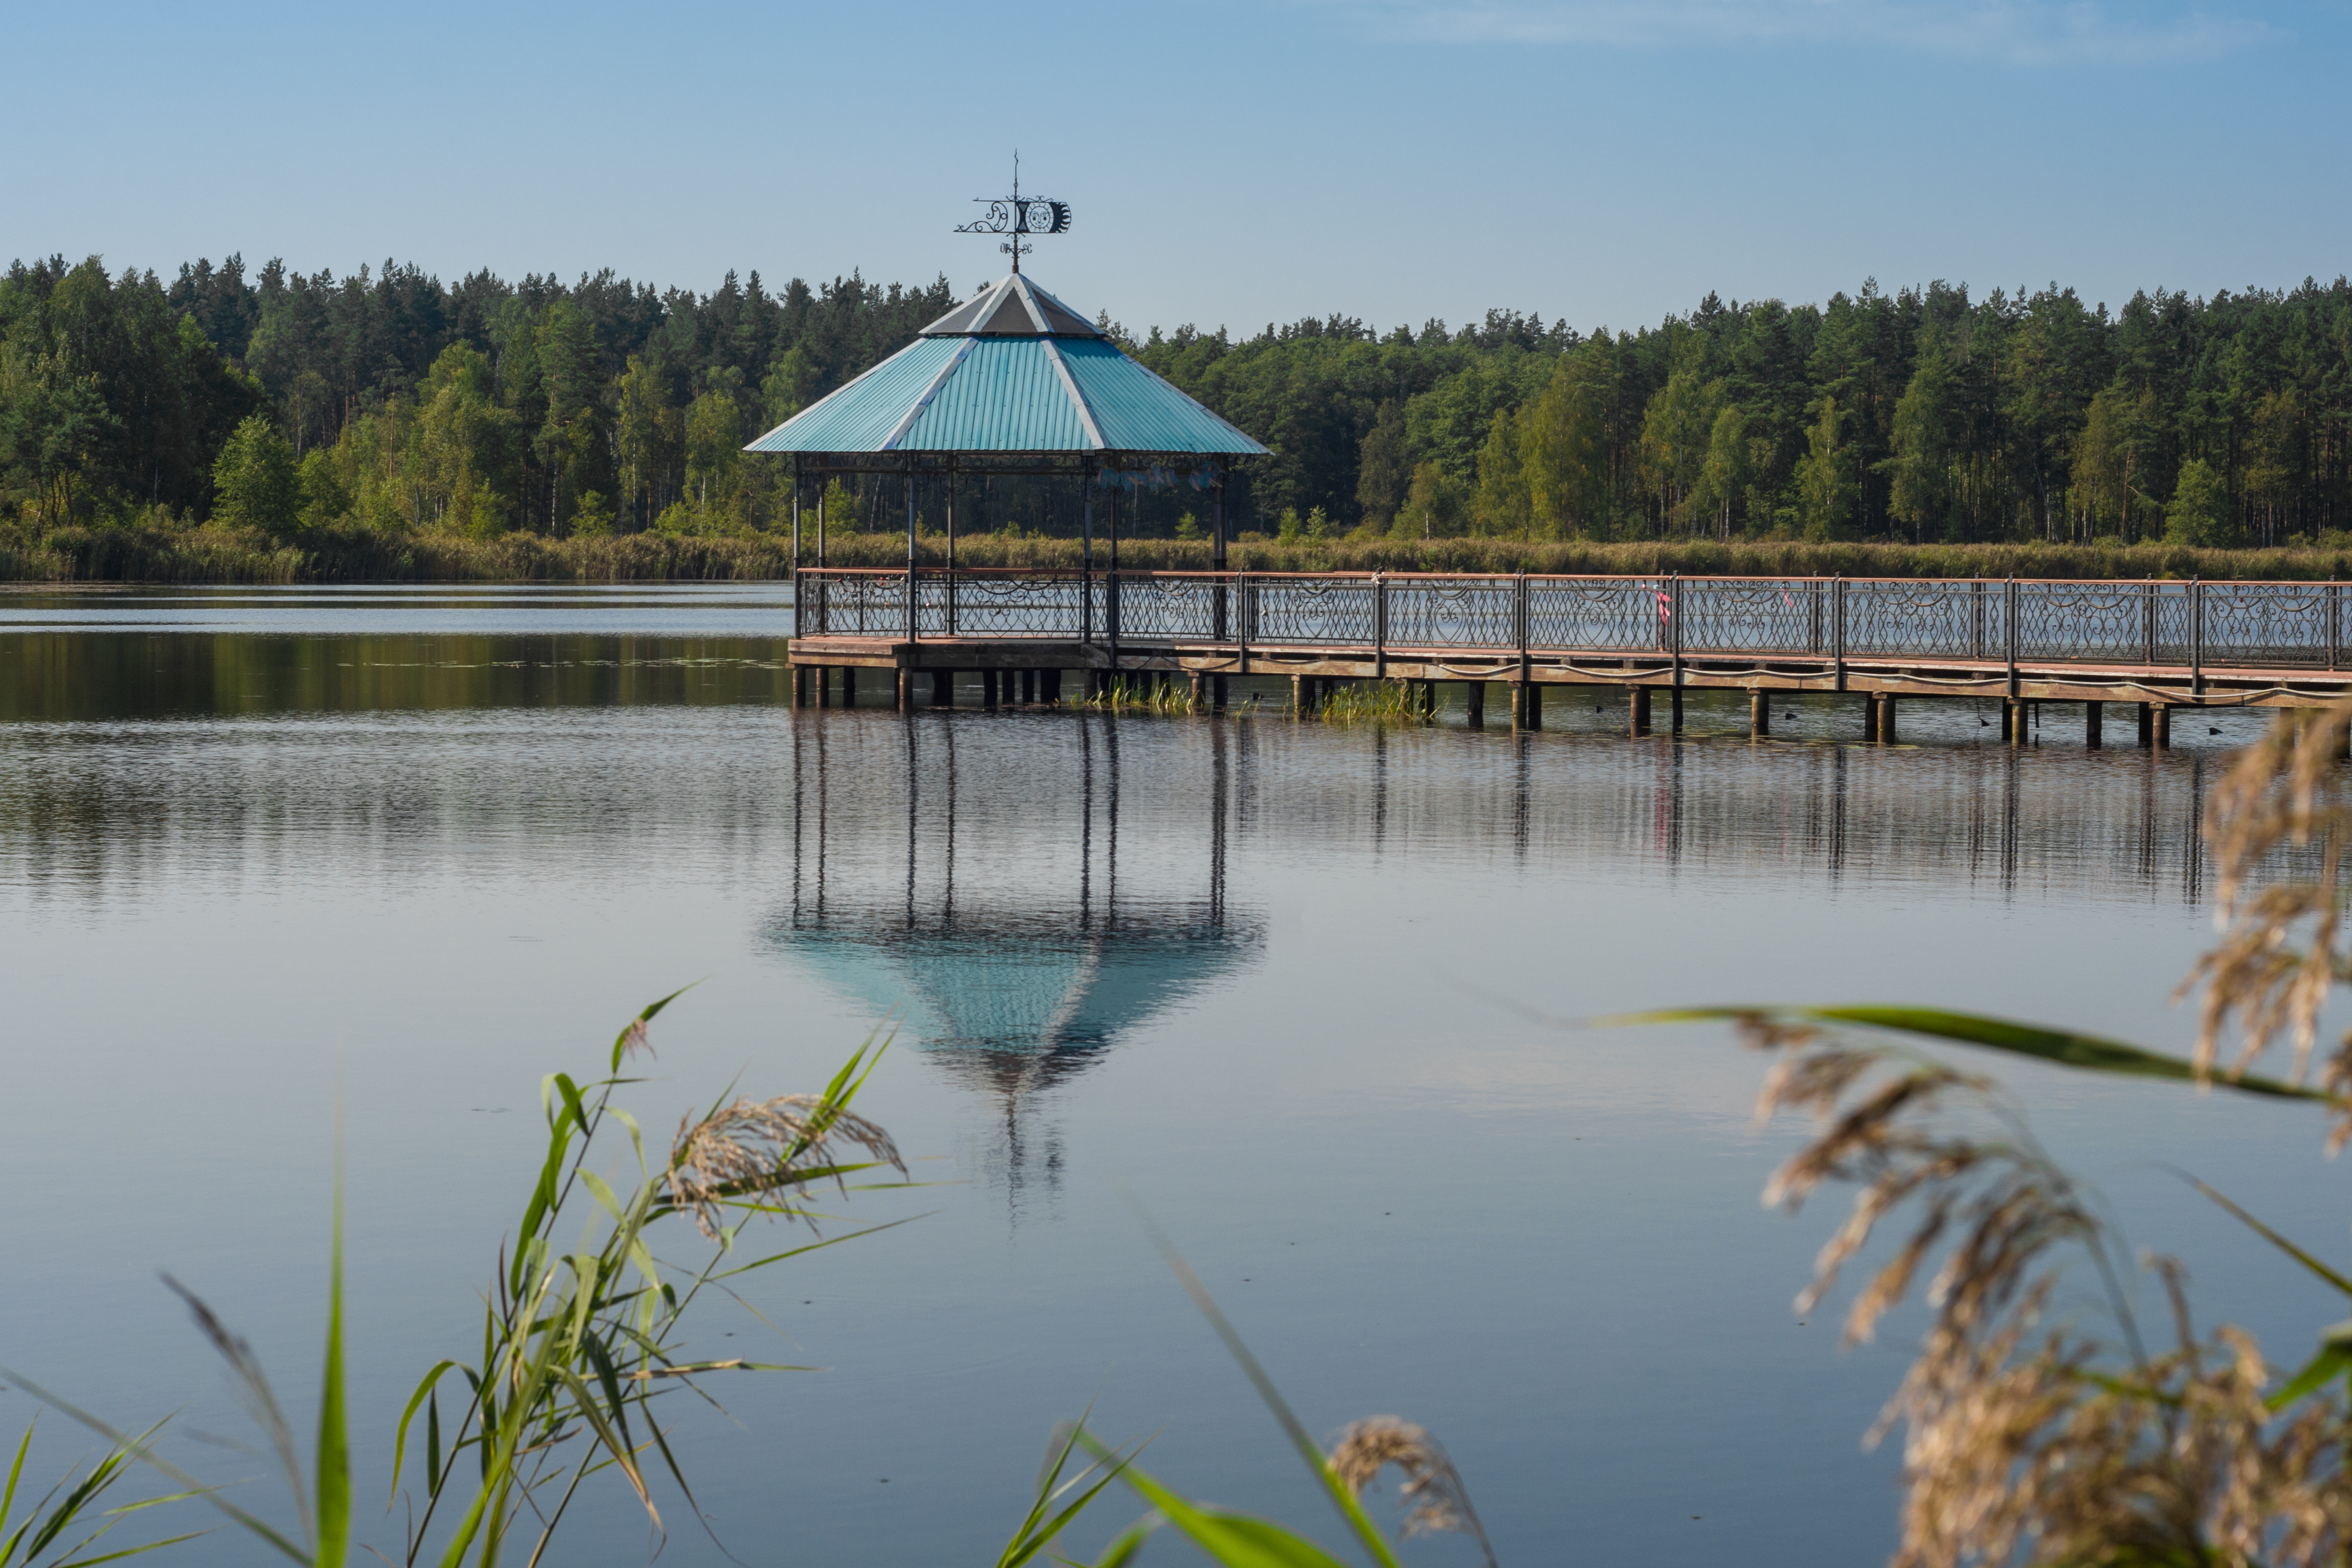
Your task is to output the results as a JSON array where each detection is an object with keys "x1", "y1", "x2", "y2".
[{"x1": 4, "y1": 0, "x2": 2346, "y2": 339}]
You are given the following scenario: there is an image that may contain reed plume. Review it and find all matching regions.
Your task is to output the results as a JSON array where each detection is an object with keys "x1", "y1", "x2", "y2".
[
  {"x1": 667, "y1": 1093, "x2": 904, "y2": 1239},
  {"x1": 1328, "y1": 1416, "x2": 1496, "y2": 1564},
  {"x1": 1720, "y1": 697, "x2": 2352, "y2": 1566}
]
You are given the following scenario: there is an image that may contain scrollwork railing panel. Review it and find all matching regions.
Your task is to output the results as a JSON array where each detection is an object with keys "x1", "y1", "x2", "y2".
[
  {"x1": 2198, "y1": 582, "x2": 2334, "y2": 668},
  {"x1": 1247, "y1": 578, "x2": 1377, "y2": 646},
  {"x1": 1388, "y1": 577, "x2": 1519, "y2": 649}
]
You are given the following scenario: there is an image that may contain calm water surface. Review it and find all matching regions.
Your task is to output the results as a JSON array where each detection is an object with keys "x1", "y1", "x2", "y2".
[{"x1": 0, "y1": 584, "x2": 2336, "y2": 1567}]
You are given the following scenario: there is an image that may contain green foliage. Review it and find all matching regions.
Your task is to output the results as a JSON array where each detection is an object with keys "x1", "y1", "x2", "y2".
[
  {"x1": 10, "y1": 252, "x2": 2352, "y2": 559},
  {"x1": 1795, "y1": 397, "x2": 1858, "y2": 541},
  {"x1": 2165, "y1": 457, "x2": 2235, "y2": 547},
  {"x1": 211, "y1": 415, "x2": 303, "y2": 537}
]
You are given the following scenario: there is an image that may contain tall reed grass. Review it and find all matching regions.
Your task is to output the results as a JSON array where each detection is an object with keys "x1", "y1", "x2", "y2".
[
  {"x1": 1609, "y1": 697, "x2": 2352, "y2": 1566},
  {"x1": 13, "y1": 519, "x2": 2352, "y2": 584}
]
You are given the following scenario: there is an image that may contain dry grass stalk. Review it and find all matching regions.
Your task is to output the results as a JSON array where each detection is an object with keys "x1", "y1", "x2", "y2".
[
  {"x1": 666, "y1": 1095, "x2": 904, "y2": 1239},
  {"x1": 2181, "y1": 699, "x2": 2352, "y2": 1144},
  {"x1": 1733, "y1": 705, "x2": 2352, "y2": 1566},
  {"x1": 1328, "y1": 1416, "x2": 1497, "y2": 1566},
  {"x1": 1746, "y1": 1008, "x2": 2352, "y2": 1566}
]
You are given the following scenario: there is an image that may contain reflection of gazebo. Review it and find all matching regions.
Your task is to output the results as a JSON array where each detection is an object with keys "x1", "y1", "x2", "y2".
[
  {"x1": 781, "y1": 907, "x2": 1259, "y2": 1099},
  {"x1": 764, "y1": 713, "x2": 1260, "y2": 1197}
]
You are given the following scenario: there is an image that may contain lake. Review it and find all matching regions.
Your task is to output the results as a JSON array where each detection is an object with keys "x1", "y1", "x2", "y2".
[{"x1": 0, "y1": 584, "x2": 2338, "y2": 1567}]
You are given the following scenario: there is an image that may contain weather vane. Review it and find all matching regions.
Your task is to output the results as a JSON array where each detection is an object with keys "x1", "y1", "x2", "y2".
[{"x1": 954, "y1": 153, "x2": 1069, "y2": 273}]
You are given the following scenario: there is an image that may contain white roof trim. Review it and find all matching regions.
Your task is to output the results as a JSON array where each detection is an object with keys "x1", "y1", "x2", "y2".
[{"x1": 878, "y1": 337, "x2": 976, "y2": 452}]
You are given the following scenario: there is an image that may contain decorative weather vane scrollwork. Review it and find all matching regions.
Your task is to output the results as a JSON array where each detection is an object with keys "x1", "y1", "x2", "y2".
[{"x1": 953, "y1": 154, "x2": 1069, "y2": 273}]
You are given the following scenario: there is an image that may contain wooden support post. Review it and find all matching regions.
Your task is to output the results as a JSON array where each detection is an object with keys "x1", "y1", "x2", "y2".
[
  {"x1": 1510, "y1": 681, "x2": 1526, "y2": 729},
  {"x1": 1213, "y1": 674, "x2": 1228, "y2": 710},
  {"x1": 2137, "y1": 702, "x2": 2154, "y2": 747},
  {"x1": 1525, "y1": 681, "x2": 1541, "y2": 730},
  {"x1": 1043, "y1": 669, "x2": 1062, "y2": 705},
  {"x1": 2008, "y1": 698, "x2": 2025, "y2": 746},
  {"x1": 1750, "y1": 690, "x2": 1770, "y2": 737},
  {"x1": 931, "y1": 670, "x2": 952, "y2": 708},
  {"x1": 1881, "y1": 694, "x2": 1896, "y2": 744},
  {"x1": 1290, "y1": 673, "x2": 1305, "y2": 714},
  {"x1": 1190, "y1": 672, "x2": 1206, "y2": 707},
  {"x1": 1670, "y1": 686, "x2": 1683, "y2": 733},
  {"x1": 982, "y1": 669, "x2": 999, "y2": 708},
  {"x1": 1466, "y1": 681, "x2": 1486, "y2": 729},
  {"x1": 841, "y1": 668, "x2": 857, "y2": 709},
  {"x1": 2085, "y1": 701, "x2": 2103, "y2": 749},
  {"x1": 2153, "y1": 703, "x2": 2172, "y2": 749},
  {"x1": 1630, "y1": 686, "x2": 1651, "y2": 736},
  {"x1": 817, "y1": 667, "x2": 831, "y2": 709},
  {"x1": 791, "y1": 666, "x2": 806, "y2": 708},
  {"x1": 896, "y1": 670, "x2": 912, "y2": 711}
]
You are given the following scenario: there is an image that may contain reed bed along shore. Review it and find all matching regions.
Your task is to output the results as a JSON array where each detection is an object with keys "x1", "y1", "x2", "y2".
[{"x1": 12, "y1": 522, "x2": 2352, "y2": 585}]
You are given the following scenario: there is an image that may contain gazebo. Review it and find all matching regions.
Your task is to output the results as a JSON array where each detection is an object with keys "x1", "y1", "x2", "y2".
[{"x1": 745, "y1": 266, "x2": 1268, "y2": 707}]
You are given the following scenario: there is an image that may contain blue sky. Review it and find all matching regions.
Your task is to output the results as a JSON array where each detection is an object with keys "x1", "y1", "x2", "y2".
[{"x1": 6, "y1": 0, "x2": 2345, "y2": 338}]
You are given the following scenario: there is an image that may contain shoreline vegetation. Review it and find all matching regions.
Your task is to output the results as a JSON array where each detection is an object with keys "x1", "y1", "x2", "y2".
[
  {"x1": 12, "y1": 254, "x2": 2352, "y2": 585},
  {"x1": 13, "y1": 525, "x2": 2352, "y2": 585}
]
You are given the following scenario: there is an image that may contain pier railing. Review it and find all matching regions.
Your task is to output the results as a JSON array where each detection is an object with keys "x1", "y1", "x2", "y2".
[{"x1": 796, "y1": 569, "x2": 2352, "y2": 671}]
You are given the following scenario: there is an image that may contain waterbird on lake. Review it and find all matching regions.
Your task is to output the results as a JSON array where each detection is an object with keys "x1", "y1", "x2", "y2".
[{"x1": 2210, "y1": 726, "x2": 2222, "y2": 735}]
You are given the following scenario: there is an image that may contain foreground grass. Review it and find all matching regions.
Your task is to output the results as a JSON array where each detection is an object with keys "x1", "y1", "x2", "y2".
[{"x1": 10, "y1": 521, "x2": 2352, "y2": 584}]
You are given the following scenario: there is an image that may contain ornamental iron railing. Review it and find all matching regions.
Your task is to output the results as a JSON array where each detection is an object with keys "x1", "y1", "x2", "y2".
[{"x1": 793, "y1": 570, "x2": 2351, "y2": 671}]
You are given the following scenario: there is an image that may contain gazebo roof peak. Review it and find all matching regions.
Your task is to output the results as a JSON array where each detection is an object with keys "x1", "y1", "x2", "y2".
[
  {"x1": 742, "y1": 268, "x2": 1268, "y2": 460},
  {"x1": 918, "y1": 273, "x2": 1100, "y2": 339}
]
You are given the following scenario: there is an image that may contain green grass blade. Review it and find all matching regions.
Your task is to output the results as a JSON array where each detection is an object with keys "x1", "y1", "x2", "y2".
[
  {"x1": 1125, "y1": 1203, "x2": 1406, "y2": 1568},
  {"x1": 3, "y1": 1416, "x2": 33, "y2": 1546},
  {"x1": 0, "y1": 1377, "x2": 307, "y2": 1565},
  {"x1": 387, "y1": 1362, "x2": 459, "y2": 1508},
  {"x1": 1093, "y1": 1453, "x2": 1350, "y2": 1568},
  {"x1": 1066, "y1": 1514, "x2": 1159, "y2": 1568},
  {"x1": 2176, "y1": 1173, "x2": 2352, "y2": 1296},
  {"x1": 2266, "y1": 1326, "x2": 2352, "y2": 1412},
  {"x1": 1606, "y1": 1004, "x2": 2327, "y2": 1101},
  {"x1": 707, "y1": 1215, "x2": 930, "y2": 1281},
  {"x1": 612, "y1": 986, "x2": 698, "y2": 1074},
  {"x1": 52, "y1": 1530, "x2": 210, "y2": 1567},
  {"x1": 315, "y1": 1136, "x2": 349, "y2": 1568}
]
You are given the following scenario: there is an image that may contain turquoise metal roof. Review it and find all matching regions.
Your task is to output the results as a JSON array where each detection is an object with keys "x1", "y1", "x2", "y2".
[{"x1": 743, "y1": 272, "x2": 1268, "y2": 459}]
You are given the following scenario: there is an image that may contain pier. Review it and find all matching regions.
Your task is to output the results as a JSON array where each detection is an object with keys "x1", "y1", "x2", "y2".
[{"x1": 787, "y1": 568, "x2": 2352, "y2": 741}]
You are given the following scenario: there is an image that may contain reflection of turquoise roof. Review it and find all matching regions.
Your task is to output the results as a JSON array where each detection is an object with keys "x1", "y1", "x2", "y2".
[
  {"x1": 742, "y1": 272, "x2": 1268, "y2": 459},
  {"x1": 769, "y1": 908, "x2": 1263, "y2": 1091}
]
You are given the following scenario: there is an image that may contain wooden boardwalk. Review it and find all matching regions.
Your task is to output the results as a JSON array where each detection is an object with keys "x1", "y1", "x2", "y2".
[{"x1": 785, "y1": 568, "x2": 2352, "y2": 742}]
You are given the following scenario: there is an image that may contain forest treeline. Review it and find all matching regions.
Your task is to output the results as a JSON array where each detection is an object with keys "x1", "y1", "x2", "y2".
[{"x1": 5, "y1": 250, "x2": 2352, "y2": 578}]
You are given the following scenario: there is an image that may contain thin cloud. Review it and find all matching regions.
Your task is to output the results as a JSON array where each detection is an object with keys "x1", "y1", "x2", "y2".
[{"x1": 1316, "y1": 0, "x2": 2275, "y2": 63}]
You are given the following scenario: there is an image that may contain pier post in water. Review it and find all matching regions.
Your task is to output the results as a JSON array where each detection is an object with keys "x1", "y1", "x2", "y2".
[
  {"x1": 1466, "y1": 681, "x2": 1486, "y2": 728},
  {"x1": 1190, "y1": 672, "x2": 1206, "y2": 707},
  {"x1": 1630, "y1": 686, "x2": 1651, "y2": 736},
  {"x1": 1213, "y1": 674, "x2": 1228, "y2": 710},
  {"x1": 791, "y1": 666, "x2": 807, "y2": 708},
  {"x1": 1750, "y1": 690, "x2": 1770, "y2": 737},
  {"x1": 982, "y1": 670, "x2": 999, "y2": 709},
  {"x1": 841, "y1": 668, "x2": 858, "y2": 709},
  {"x1": 1290, "y1": 674, "x2": 1305, "y2": 714},
  {"x1": 931, "y1": 671, "x2": 952, "y2": 708},
  {"x1": 2137, "y1": 702, "x2": 2154, "y2": 747},
  {"x1": 817, "y1": 667, "x2": 831, "y2": 709},
  {"x1": 1042, "y1": 669, "x2": 1062, "y2": 705},
  {"x1": 1670, "y1": 686, "x2": 1683, "y2": 733},
  {"x1": 896, "y1": 670, "x2": 912, "y2": 711},
  {"x1": 1525, "y1": 681, "x2": 1542, "y2": 730},
  {"x1": 2153, "y1": 703, "x2": 2172, "y2": 748},
  {"x1": 2085, "y1": 701, "x2": 2103, "y2": 748},
  {"x1": 1881, "y1": 694, "x2": 1896, "y2": 743}
]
